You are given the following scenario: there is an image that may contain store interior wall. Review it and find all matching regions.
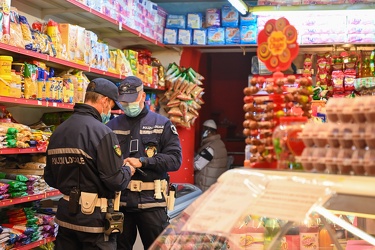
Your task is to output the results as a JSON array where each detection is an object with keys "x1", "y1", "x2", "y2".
[{"x1": 196, "y1": 52, "x2": 256, "y2": 166}]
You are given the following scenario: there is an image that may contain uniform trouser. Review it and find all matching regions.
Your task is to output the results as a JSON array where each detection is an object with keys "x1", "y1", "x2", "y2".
[
  {"x1": 55, "y1": 226, "x2": 117, "y2": 250},
  {"x1": 117, "y1": 207, "x2": 169, "y2": 250}
]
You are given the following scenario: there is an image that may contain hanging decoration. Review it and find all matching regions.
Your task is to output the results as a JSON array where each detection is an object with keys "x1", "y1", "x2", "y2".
[{"x1": 257, "y1": 17, "x2": 299, "y2": 72}]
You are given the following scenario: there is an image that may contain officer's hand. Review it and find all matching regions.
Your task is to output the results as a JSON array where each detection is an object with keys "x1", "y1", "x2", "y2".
[
  {"x1": 124, "y1": 158, "x2": 142, "y2": 168},
  {"x1": 128, "y1": 165, "x2": 136, "y2": 176}
]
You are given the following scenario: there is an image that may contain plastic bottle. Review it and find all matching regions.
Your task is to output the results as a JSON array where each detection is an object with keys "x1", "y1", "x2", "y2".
[
  {"x1": 229, "y1": 215, "x2": 265, "y2": 249},
  {"x1": 272, "y1": 116, "x2": 308, "y2": 170},
  {"x1": 299, "y1": 216, "x2": 319, "y2": 250},
  {"x1": 284, "y1": 224, "x2": 300, "y2": 250},
  {"x1": 264, "y1": 218, "x2": 281, "y2": 250},
  {"x1": 319, "y1": 226, "x2": 333, "y2": 250}
]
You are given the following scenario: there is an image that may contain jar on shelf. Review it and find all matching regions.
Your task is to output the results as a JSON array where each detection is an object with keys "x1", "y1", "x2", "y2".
[{"x1": 272, "y1": 116, "x2": 308, "y2": 170}]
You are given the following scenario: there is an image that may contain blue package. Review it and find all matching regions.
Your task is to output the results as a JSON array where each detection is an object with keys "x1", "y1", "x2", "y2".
[
  {"x1": 207, "y1": 27, "x2": 225, "y2": 45},
  {"x1": 240, "y1": 25, "x2": 257, "y2": 44},
  {"x1": 187, "y1": 13, "x2": 203, "y2": 29},
  {"x1": 166, "y1": 14, "x2": 186, "y2": 29},
  {"x1": 205, "y1": 8, "x2": 221, "y2": 27},
  {"x1": 178, "y1": 29, "x2": 192, "y2": 45},
  {"x1": 221, "y1": 5, "x2": 239, "y2": 27},
  {"x1": 225, "y1": 27, "x2": 240, "y2": 44},
  {"x1": 240, "y1": 13, "x2": 257, "y2": 26},
  {"x1": 193, "y1": 29, "x2": 207, "y2": 45},
  {"x1": 163, "y1": 28, "x2": 178, "y2": 44}
]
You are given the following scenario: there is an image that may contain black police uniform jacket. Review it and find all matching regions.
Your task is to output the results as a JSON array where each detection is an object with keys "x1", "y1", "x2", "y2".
[
  {"x1": 106, "y1": 107, "x2": 182, "y2": 210},
  {"x1": 45, "y1": 104, "x2": 132, "y2": 232}
]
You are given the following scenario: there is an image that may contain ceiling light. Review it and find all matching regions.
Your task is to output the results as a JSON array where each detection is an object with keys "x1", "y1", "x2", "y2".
[
  {"x1": 228, "y1": 0, "x2": 248, "y2": 15},
  {"x1": 249, "y1": 3, "x2": 375, "y2": 16}
]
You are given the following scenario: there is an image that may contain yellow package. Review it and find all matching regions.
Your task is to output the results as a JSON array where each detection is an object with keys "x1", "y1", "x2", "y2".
[
  {"x1": 9, "y1": 9, "x2": 24, "y2": 48},
  {"x1": 0, "y1": 77, "x2": 10, "y2": 96},
  {"x1": 108, "y1": 49, "x2": 118, "y2": 73},
  {"x1": 37, "y1": 79, "x2": 46, "y2": 100},
  {"x1": 62, "y1": 74, "x2": 76, "y2": 103},
  {"x1": 47, "y1": 19, "x2": 67, "y2": 59},
  {"x1": 116, "y1": 49, "x2": 133, "y2": 77},
  {"x1": 59, "y1": 23, "x2": 77, "y2": 62},
  {"x1": 50, "y1": 77, "x2": 57, "y2": 101},
  {"x1": 24, "y1": 77, "x2": 37, "y2": 99},
  {"x1": 45, "y1": 78, "x2": 52, "y2": 101},
  {"x1": 73, "y1": 71, "x2": 91, "y2": 103},
  {"x1": 56, "y1": 77, "x2": 63, "y2": 102}
]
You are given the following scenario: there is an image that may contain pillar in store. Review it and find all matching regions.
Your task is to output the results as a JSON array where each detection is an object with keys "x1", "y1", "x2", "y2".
[{"x1": 168, "y1": 48, "x2": 201, "y2": 184}]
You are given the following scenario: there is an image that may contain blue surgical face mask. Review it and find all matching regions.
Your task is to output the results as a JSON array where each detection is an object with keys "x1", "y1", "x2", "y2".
[
  {"x1": 123, "y1": 100, "x2": 142, "y2": 117},
  {"x1": 101, "y1": 102, "x2": 111, "y2": 124}
]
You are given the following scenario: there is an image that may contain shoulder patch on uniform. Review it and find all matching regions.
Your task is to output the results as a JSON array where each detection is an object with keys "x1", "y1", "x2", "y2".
[
  {"x1": 171, "y1": 125, "x2": 178, "y2": 135},
  {"x1": 113, "y1": 145, "x2": 122, "y2": 157}
]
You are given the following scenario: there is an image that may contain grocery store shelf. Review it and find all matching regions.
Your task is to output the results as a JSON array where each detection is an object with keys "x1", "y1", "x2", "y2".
[
  {"x1": 0, "y1": 147, "x2": 46, "y2": 154},
  {"x1": 0, "y1": 190, "x2": 61, "y2": 207},
  {"x1": 12, "y1": 0, "x2": 165, "y2": 50},
  {"x1": 0, "y1": 96, "x2": 74, "y2": 110},
  {"x1": 168, "y1": 43, "x2": 375, "y2": 54},
  {"x1": 13, "y1": 236, "x2": 56, "y2": 250}
]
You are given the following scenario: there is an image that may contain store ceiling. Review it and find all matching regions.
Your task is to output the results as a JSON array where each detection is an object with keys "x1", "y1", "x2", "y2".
[{"x1": 154, "y1": 0, "x2": 257, "y2": 14}]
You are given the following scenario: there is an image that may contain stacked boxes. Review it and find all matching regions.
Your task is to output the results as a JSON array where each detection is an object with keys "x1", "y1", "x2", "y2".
[{"x1": 163, "y1": 4, "x2": 258, "y2": 45}]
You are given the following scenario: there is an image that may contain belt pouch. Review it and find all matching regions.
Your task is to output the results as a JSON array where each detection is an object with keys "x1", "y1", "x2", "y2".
[{"x1": 81, "y1": 192, "x2": 98, "y2": 215}]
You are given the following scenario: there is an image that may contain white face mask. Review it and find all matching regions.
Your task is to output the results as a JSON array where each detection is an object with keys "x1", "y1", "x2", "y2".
[{"x1": 202, "y1": 129, "x2": 210, "y2": 139}]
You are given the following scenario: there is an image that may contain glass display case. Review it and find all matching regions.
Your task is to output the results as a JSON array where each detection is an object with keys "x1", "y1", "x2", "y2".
[{"x1": 151, "y1": 169, "x2": 375, "y2": 250}]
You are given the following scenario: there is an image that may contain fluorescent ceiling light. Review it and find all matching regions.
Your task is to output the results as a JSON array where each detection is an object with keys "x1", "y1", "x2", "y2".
[
  {"x1": 250, "y1": 3, "x2": 375, "y2": 15},
  {"x1": 228, "y1": 0, "x2": 248, "y2": 15}
]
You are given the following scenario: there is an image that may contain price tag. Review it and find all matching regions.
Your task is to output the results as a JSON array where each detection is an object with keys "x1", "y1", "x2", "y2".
[
  {"x1": 53, "y1": 103, "x2": 57, "y2": 107},
  {"x1": 248, "y1": 179, "x2": 333, "y2": 222},
  {"x1": 119, "y1": 22, "x2": 122, "y2": 31},
  {"x1": 37, "y1": 101, "x2": 42, "y2": 106}
]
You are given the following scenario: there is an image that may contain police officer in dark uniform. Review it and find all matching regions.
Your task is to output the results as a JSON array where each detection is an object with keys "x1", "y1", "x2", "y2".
[
  {"x1": 106, "y1": 76, "x2": 182, "y2": 250},
  {"x1": 45, "y1": 78, "x2": 135, "y2": 250}
]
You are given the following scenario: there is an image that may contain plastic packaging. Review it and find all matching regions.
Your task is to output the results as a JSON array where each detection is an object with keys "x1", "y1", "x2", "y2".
[{"x1": 273, "y1": 116, "x2": 307, "y2": 170}]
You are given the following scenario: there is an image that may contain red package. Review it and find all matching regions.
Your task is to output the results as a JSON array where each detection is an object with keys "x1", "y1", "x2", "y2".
[
  {"x1": 344, "y1": 69, "x2": 356, "y2": 91},
  {"x1": 332, "y1": 70, "x2": 345, "y2": 93}
]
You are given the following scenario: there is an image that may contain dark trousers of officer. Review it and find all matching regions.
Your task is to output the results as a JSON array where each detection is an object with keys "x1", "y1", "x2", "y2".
[
  {"x1": 55, "y1": 226, "x2": 117, "y2": 250},
  {"x1": 117, "y1": 207, "x2": 169, "y2": 250}
]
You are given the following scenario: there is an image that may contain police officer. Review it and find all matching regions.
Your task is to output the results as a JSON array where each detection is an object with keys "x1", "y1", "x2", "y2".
[
  {"x1": 45, "y1": 78, "x2": 135, "y2": 250},
  {"x1": 106, "y1": 76, "x2": 182, "y2": 250}
]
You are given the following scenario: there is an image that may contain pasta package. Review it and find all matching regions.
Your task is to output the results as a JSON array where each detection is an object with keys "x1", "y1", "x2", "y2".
[
  {"x1": 19, "y1": 15, "x2": 32, "y2": 50},
  {"x1": 9, "y1": 8, "x2": 24, "y2": 48}
]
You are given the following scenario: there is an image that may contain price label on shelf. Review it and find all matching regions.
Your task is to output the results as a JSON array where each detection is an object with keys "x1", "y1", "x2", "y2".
[
  {"x1": 37, "y1": 101, "x2": 42, "y2": 106},
  {"x1": 119, "y1": 22, "x2": 122, "y2": 31},
  {"x1": 52, "y1": 102, "x2": 57, "y2": 107}
]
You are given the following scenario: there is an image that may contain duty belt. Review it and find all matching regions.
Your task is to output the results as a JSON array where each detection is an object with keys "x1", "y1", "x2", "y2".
[
  {"x1": 63, "y1": 195, "x2": 108, "y2": 212},
  {"x1": 127, "y1": 179, "x2": 167, "y2": 192}
]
